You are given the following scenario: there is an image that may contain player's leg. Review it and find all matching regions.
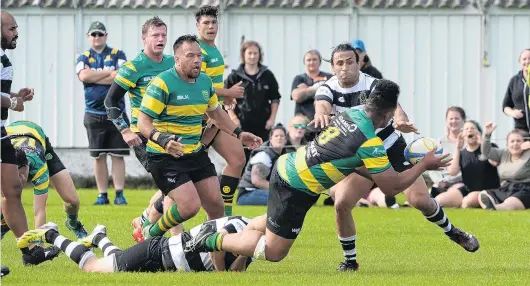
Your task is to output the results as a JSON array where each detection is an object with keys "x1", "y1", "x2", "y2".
[
  {"x1": 434, "y1": 182, "x2": 465, "y2": 208},
  {"x1": 210, "y1": 128, "x2": 246, "y2": 216},
  {"x1": 50, "y1": 170, "x2": 87, "y2": 238},
  {"x1": 333, "y1": 173, "x2": 373, "y2": 271},
  {"x1": 190, "y1": 151, "x2": 225, "y2": 220},
  {"x1": 33, "y1": 193, "x2": 48, "y2": 228},
  {"x1": 161, "y1": 197, "x2": 184, "y2": 237},
  {"x1": 1, "y1": 211, "x2": 10, "y2": 239}
]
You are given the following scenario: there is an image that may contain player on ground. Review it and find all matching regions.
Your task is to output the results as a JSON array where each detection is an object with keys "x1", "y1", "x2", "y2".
[
  {"x1": 17, "y1": 216, "x2": 255, "y2": 273},
  {"x1": 103, "y1": 17, "x2": 176, "y2": 240},
  {"x1": 137, "y1": 34, "x2": 262, "y2": 240},
  {"x1": 195, "y1": 6, "x2": 247, "y2": 216},
  {"x1": 2, "y1": 121, "x2": 88, "y2": 239},
  {"x1": 184, "y1": 79, "x2": 452, "y2": 264},
  {"x1": 312, "y1": 43, "x2": 480, "y2": 271}
]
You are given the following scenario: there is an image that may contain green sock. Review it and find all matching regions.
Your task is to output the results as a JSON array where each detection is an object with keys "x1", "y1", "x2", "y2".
[
  {"x1": 149, "y1": 204, "x2": 184, "y2": 237},
  {"x1": 205, "y1": 232, "x2": 225, "y2": 252}
]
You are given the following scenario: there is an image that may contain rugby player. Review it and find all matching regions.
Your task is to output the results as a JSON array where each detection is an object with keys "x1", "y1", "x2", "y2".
[
  {"x1": 17, "y1": 216, "x2": 254, "y2": 273},
  {"x1": 195, "y1": 5, "x2": 247, "y2": 216},
  {"x1": 184, "y1": 79, "x2": 452, "y2": 264},
  {"x1": 103, "y1": 17, "x2": 177, "y2": 239},
  {"x1": 2, "y1": 120, "x2": 88, "y2": 239},
  {"x1": 136, "y1": 34, "x2": 262, "y2": 240},
  {"x1": 312, "y1": 44, "x2": 479, "y2": 271}
]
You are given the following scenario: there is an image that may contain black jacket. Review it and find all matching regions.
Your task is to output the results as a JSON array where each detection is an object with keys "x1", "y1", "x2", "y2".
[
  {"x1": 225, "y1": 64, "x2": 281, "y2": 125},
  {"x1": 361, "y1": 55, "x2": 383, "y2": 79},
  {"x1": 502, "y1": 70, "x2": 530, "y2": 132}
]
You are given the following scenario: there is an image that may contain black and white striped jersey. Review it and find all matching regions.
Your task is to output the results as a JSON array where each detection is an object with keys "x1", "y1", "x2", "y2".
[
  {"x1": 167, "y1": 216, "x2": 251, "y2": 272},
  {"x1": 1, "y1": 50, "x2": 14, "y2": 126}
]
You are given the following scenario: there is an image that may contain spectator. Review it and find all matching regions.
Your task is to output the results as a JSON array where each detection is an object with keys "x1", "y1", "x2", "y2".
[
  {"x1": 225, "y1": 40, "x2": 281, "y2": 155},
  {"x1": 350, "y1": 39, "x2": 383, "y2": 79},
  {"x1": 287, "y1": 114, "x2": 309, "y2": 150},
  {"x1": 434, "y1": 120, "x2": 500, "y2": 208},
  {"x1": 502, "y1": 48, "x2": 530, "y2": 132},
  {"x1": 75, "y1": 21, "x2": 129, "y2": 205},
  {"x1": 291, "y1": 49, "x2": 333, "y2": 123},
  {"x1": 237, "y1": 124, "x2": 290, "y2": 205},
  {"x1": 428, "y1": 106, "x2": 466, "y2": 195},
  {"x1": 479, "y1": 124, "x2": 530, "y2": 210}
]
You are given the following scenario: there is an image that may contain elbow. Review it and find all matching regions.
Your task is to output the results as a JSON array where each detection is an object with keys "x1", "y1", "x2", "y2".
[
  {"x1": 447, "y1": 168, "x2": 458, "y2": 177},
  {"x1": 250, "y1": 175, "x2": 260, "y2": 187}
]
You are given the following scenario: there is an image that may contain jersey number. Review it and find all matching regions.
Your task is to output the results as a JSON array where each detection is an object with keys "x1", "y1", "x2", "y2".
[{"x1": 317, "y1": 126, "x2": 340, "y2": 145}]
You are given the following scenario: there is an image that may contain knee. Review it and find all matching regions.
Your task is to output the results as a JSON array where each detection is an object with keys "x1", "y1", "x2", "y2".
[
  {"x1": 64, "y1": 196, "x2": 80, "y2": 208},
  {"x1": 176, "y1": 198, "x2": 201, "y2": 220},
  {"x1": 3, "y1": 180, "x2": 23, "y2": 199},
  {"x1": 264, "y1": 247, "x2": 288, "y2": 262},
  {"x1": 226, "y1": 151, "x2": 246, "y2": 171},
  {"x1": 334, "y1": 197, "x2": 354, "y2": 216}
]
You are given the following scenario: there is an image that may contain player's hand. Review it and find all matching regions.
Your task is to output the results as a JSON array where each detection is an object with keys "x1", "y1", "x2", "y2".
[
  {"x1": 240, "y1": 132, "x2": 262, "y2": 150},
  {"x1": 228, "y1": 81, "x2": 245, "y2": 99},
  {"x1": 456, "y1": 131, "x2": 465, "y2": 149},
  {"x1": 224, "y1": 98, "x2": 237, "y2": 110},
  {"x1": 297, "y1": 83, "x2": 309, "y2": 89},
  {"x1": 521, "y1": 141, "x2": 530, "y2": 151},
  {"x1": 121, "y1": 129, "x2": 142, "y2": 147},
  {"x1": 309, "y1": 113, "x2": 331, "y2": 129},
  {"x1": 18, "y1": 88, "x2": 34, "y2": 102},
  {"x1": 265, "y1": 118, "x2": 274, "y2": 130},
  {"x1": 392, "y1": 120, "x2": 419, "y2": 134},
  {"x1": 510, "y1": 109, "x2": 524, "y2": 119},
  {"x1": 484, "y1": 121, "x2": 496, "y2": 135},
  {"x1": 165, "y1": 137, "x2": 185, "y2": 158},
  {"x1": 420, "y1": 150, "x2": 451, "y2": 171}
]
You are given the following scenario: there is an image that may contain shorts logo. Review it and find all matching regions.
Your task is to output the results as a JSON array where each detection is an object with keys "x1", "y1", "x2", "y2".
[
  {"x1": 45, "y1": 153, "x2": 53, "y2": 160},
  {"x1": 291, "y1": 228, "x2": 301, "y2": 234},
  {"x1": 222, "y1": 186, "x2": 231, "y2": 194},
  {"x1": 167, "y1": 177, "x2": 176, "y2": 183},
  {"x1": 202, "y1": 90, "x2": 209, "y2": 101}
]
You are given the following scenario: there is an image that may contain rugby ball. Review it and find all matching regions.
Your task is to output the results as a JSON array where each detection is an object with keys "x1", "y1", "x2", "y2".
[{"x1": 404, "y1": 137, "x2": 443, "y2": 165}]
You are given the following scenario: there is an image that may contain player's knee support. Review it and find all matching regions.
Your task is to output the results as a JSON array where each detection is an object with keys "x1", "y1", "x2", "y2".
[
  {"x1": 153, "y1": 195, "x2": 164, "y2": 214},
  {"x1": 252, "y1": 235, "x2": 266, "y2": 261}
]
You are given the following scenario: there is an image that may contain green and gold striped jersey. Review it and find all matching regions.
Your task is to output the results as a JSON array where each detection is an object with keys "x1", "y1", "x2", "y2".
[
  {"x1": 276, "y1": 109, "x2": 391, "y2": 196},
  {"x1": 199, "y1": 40, "x2": 225, "y2": 104},
  {"x1": 140, "y1": 67, "x2": 219, "y2": 154},
  {"x1": 6, "y1": 121, "x2": 51, "y2": 195},
  {"x1": 114, "y1": 51, "x2": 175, "y2": 132}
]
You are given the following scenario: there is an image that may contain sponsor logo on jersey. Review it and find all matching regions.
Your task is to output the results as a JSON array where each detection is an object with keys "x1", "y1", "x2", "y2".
[
  {"x1": 202, "y1": 90, "x2": 209, "y2": 101},
  {"x1": 176, "y1": 95, "x2": 189, "y2": 100}
]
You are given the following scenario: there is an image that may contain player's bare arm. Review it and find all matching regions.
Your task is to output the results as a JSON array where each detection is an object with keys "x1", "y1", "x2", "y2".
[
  {"x1": 312, "y1": 100, "x2": 333, "y2": 128},
  {"x1": 137, "y1": 111, "x2": 184, "y2": 157},
  {"x1": 251, "y1": 163, "x2": 270, "y2": 190},
  {"x1": 392, "y1": 103, "x2": 419, "y2": 134},
  {"x1": 1, "y1": 93, "x2": 24, "y2": 111}
]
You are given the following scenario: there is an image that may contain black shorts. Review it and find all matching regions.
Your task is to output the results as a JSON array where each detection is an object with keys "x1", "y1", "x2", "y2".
[
  {"x1": 384, "y1": 134, "x2": 413, "y2": 172},
  {"x1": 132, "y1": 133, "x2": 150, "y2": 173},
  {"x1": 486, "y1": 183, "x2": 530, "y2": 209},
  {"x1": 114, "y1": 236, "x2": 172, "y2": 273},
  {"x1": 148, "y1": 149, "x2": 217, "y2": 195},
  {"x1": 83, "y1": 112, "x2": 130, "y2": 158},
  {"x1": 266, "y1": 166, "x2": 319, "y2": 239},
  {"x1": 1, "y1": 126, "x2": 17, "y2": 165},
  {"x1": 43, "y1": 137, "x2": 66, "y2": 177}
]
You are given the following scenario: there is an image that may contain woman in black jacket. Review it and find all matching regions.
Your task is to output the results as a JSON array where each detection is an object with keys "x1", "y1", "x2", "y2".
[
  {"x1": 503, "y1": 48, "x2": 530, "y2": 132},
  {"x1": 225, "y1": 41, "x2": 281, "y2": 152}
]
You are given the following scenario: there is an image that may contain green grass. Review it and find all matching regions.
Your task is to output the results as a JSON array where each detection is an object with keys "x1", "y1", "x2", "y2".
[{"x1": 2, "y1": 189, "x2": 529, "y2": 285}]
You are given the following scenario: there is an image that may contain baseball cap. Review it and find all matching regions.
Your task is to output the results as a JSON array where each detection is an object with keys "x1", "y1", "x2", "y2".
[
  {"x1": 87, "y1": 21, "x2": 107, "y2": 34},
  {"x1": 351, "y1": 39, "x2": 366, "y2": 52}
]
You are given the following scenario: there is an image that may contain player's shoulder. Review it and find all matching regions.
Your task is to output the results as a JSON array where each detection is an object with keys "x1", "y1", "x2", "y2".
[
  {"x1": 342, "y1": 109, "x2": 376, "y2": 137},
  {"x1": 197, "y1": 72, "x2": 213, "y2": 84},
  {"x1": 163, "y1": 54, "x2": 175, "y2": 62},
  {"x1": 360, "y1": 72, "x2": 378, "y2": 89}
]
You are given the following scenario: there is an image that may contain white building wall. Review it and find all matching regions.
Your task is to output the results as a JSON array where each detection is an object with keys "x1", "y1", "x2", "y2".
[{"x1": 5, "y1": 7, "x2": 530, "y2": 149}]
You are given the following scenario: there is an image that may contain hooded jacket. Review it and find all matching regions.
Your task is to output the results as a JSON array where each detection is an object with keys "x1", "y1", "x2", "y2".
[
  {"x1": 502, "y1": 70, "x2": 530, "y2": 132},
  {"x1": 361, "y1": 55, "x2": 383, "y2": 80}
]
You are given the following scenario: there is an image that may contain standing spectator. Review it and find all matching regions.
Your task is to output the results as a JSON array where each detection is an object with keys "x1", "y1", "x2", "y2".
[
  {"x1": 502, "y1": 48, "x2": 530, "y2": 132},
  {"x1": 291, "y1": 50, "x2": 333, "y2": 122},
  {"x1": 479, "y1": 124, "x2": 530, "y2": 210},
  {"x1": 225, "y1": 40, "x2": 281, "y2": 158},
  {"x1": 350, "y1": 39, "x2": 383, "y2": 79},
  {"x1": 75, "y1": 21, "x2": 129, "y2": 205},
  {"x1": 237, "y1": 124, "x2": 289, "y2": 205}
]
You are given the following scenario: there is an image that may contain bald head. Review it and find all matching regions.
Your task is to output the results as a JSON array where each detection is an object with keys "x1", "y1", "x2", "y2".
[{"x1": 1, "y1": 11, "x2": 18, "y2": 50}]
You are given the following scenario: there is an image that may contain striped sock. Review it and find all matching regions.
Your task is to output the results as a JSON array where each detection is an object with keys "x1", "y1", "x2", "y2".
[
  {"x1": 425, "y1": 200, "x2": 453, "y2": 233},
  {"x1": 139, "y1": 208, "x2": 149, "y2": 226},
  {"x1": 93, "y1": 234, "x2": 121, "y2": 257},
  {"x1": 45, "y1": 230, "x2": 95, "y2": 268},
  {"x1": 339, "y1": 235, "x2": 357, "y2": 262},
  {"x1": 149, "y1": 204, "x2": 184, "y2": 237},
  {"x1": 205, "y1": 232, "x2": 225, "y2": 252}
]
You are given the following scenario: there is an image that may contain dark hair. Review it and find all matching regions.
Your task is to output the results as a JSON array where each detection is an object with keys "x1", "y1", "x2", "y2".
[
  {"x1": 364, "y1": 79, "x2": 400, "y2": 114},
  {"x1": 195, "y1": 5, "x2": 218, "y2": 22},
  {"x1": 446, "y1": 106, "x2": 466, "y2": 121},
  {"x1": 269, "y1": 123, "x2": 287, "y2": 138},
  {"x1": 142, "y1": 16, "x2": 166, "y2": 36},
  {"x1": 173, "y1": 34, "x2": 199, "y2": 53},
  {"x1": 465, "y1": 120, "x2": 483, "y2": 134},
  {"x1": 240, "y1": 40, "x2": 263, "y2": 64},
  {"x1": 325, "y1": 43, "x2": 359, "y2": 65},
  {"x1": 304, "y1": 50, "x2": 322, "y2": 65},
  {"x1": 14, "y1": 149, "x2": 28, "y2": 168}
]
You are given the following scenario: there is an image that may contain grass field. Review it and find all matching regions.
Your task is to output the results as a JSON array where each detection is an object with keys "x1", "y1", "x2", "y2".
[{"x1": 1, "y1": 188, "x2": 529, "y2": 285}]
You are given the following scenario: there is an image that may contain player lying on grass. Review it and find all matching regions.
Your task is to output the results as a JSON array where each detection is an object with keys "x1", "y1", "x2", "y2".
[
  {"x1": 183, "y1": 79, "x2": 453, "y2": 264},
  {"x1": 17, "y1": 216, "x2": 254, "y2": 273},
  {"x1": 1, "y1": 121, "x2": 87, "y2": 239}
]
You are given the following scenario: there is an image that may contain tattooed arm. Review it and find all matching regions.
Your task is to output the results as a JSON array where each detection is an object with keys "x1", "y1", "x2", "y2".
[{"x1": 250, "y1": 163, "x2": 271, "y2": 190}]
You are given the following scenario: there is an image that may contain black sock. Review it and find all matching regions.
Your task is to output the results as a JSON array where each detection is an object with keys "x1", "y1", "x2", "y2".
[
  {"x1": 115, "y1": 190, "x2": 123, "y2": 196},
  {"x1": 220, "y1": 175, "x2": 239, "y2": 216},
  {"x1": 99, "y1": 193, "x2": 108, "y2": 198},
  {"x1": 385, "y1": 196, "x2": 396, "y2": 207},
  {"x1": 425, "y1": 199, "x2": 454, "y2": 234}
]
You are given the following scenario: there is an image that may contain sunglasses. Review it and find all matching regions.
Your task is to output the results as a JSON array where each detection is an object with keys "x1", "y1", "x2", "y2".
[
  {"x1": 292, "y1": 123, "x2": 307, "y2": 129},
  {"x1": 90, "y1": 32, "x2": 105, "y2": 37}
]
